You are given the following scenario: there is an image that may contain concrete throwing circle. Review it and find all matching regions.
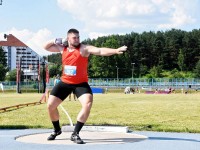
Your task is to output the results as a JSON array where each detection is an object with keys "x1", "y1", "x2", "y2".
[{"x1": 16, "y1": 131, "x2": 147, "y2": 145}]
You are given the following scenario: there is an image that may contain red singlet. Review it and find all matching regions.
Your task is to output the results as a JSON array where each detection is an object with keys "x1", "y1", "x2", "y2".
[{"x1": 61, "y1": 45, "x2": 88, "y2": 84}]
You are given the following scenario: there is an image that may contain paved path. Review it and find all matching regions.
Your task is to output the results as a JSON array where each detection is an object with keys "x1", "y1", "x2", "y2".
[{"x1": 0, "y1": 129, "x2": 200, "y2": 150}]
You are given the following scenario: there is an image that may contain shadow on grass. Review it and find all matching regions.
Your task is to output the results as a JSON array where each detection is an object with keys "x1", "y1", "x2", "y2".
[
  {"x1": 85, "y1": 123, "x2": 126, "y2": 127},
  {"x1": 0, "y1": 125, "x2": 45, "y2": 129},
  {"x1": 0, "y1": 108, "x2": 20, "y2": 113}
]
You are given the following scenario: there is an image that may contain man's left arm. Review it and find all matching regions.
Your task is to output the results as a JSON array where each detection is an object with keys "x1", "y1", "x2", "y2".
[{"x1": 85, "y1": 45, "x2": 127, "y2": 56}]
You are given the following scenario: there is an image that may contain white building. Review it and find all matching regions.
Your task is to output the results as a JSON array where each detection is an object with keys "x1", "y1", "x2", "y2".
[{"x1": 0, "y1": 34, "x2": 42, "y2": 80}]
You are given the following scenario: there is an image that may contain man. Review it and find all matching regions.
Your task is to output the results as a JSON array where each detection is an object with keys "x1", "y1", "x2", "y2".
[{"x1": 44, "y1": 28, "x2": 127, "y2": 144}]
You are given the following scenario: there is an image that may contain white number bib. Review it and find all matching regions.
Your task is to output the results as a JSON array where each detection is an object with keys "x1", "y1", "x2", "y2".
[{"x1": 64, "y1": 65, "x2": 77, "y2": 76}]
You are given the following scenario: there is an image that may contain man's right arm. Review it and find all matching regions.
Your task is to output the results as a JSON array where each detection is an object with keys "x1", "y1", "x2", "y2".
[{"x1": 43, "y1": 39, "x2": 64, "y2": 52}]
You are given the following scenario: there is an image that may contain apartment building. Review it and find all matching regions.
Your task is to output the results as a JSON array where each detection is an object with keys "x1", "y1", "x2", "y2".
[{"x1": 0, "y1": 34, "x2": 41, "y2": 80}]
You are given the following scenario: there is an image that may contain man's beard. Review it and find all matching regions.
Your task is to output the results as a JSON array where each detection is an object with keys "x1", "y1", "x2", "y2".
[{"x1": 71, "y1": 43, "x2": 80, "y2": 48}]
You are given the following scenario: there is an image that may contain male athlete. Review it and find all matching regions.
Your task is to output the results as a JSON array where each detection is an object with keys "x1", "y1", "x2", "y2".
[{"x1": 44, "y1": 28, "x2": 127, "y2": 144}]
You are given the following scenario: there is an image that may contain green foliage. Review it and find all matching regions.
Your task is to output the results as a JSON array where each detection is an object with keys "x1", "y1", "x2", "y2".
[
  {"x1": 0, "y1": 64, "x2": 8, "y2": 81},
  {"x1": 177, "y1": 49, "x2": 185, "y2": 71},
  {"x1": 0, "y1": 46, "x2": 7, "y2": 66},
  {"x1": 145, "y1": 65, "x2": 163, "y2": 78},
  {"x1": 48, "y1": 64, "x2": 62, "y2": 78},
  {"x1": 194, "y1": 60, "x2": 200, "y2": 78},
  {"x1": 85, "y1": 29, "x2": 200, "y2": 78},
  {"x1": 161, "y1": 69, "x2": 195, "y2": 78},
  {"x1": 170, "y1": 68, "x2": 184, "y2": 78},
  {"x1": 48, "y1": 53, "x2": 62, "y2": 65},
  {"x1": 48, "y1": 29, "x2": 200, "y2": 78},
  {"x1": 5, "y1": 69, "x2": 17, "y2": 81},
  {"x1": 0, "y1": 47, "x2": 8, "y2": 81}
]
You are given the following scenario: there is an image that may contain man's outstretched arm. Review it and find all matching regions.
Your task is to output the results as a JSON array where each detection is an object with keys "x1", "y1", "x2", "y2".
[{"x1": 85, "y1": 45, "x2": 127, "y2": 56}]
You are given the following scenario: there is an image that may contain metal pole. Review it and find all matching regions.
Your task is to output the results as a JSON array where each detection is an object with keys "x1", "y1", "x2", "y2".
[
  {"x1": 19, "y1": 56, "x2": 21, "y2": 93},
  {"x1": 17, "y1": 56, "x2": 22, "y2": 93},
  {"x1": 26, "y1": 49, "x2": 27, "y2": 93},
  {"x1": 116, "y1": 66, "x2": 119, "y2": 86},
  {"x1": 16, "y1": 56, "x2": 19, "y2": 93},
  {"x1": 42, "y1": 59, "x2": 46, "y2": 93},
  {"x1": 38, "y1": 57, "x2": 40, "y2": 93},
  {"x1": 131, "y1": 63, "x2": 135, "y2": 81}
]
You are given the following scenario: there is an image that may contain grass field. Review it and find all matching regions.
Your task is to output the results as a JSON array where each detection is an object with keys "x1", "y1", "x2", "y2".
[{"x1": 0, "y1": 93, "x2": 200, "y2": 133}]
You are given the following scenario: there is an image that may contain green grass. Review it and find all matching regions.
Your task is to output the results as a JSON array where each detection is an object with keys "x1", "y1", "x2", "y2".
[{"x1": 0, "y1": 93, "x2": 200, "y2": 133}]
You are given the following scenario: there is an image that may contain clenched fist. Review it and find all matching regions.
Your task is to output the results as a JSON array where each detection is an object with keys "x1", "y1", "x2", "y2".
[{"x1": 116, "y1": 46, "x2": 127, "y2": 54}]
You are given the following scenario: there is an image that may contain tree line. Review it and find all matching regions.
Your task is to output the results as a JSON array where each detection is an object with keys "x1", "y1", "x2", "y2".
[
  {"x1": 1, "y1": 28, "x2": 200, "y2": 81},
  {"x1": 48, "y1": 28, "x2": 200, "y2": 78}
]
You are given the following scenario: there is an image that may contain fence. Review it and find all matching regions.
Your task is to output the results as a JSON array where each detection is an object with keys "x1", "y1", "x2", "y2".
[
  {"x1": 1, "y1": 78, "x2": 200, "y2": 92},
  {"x1": 88, "y1": 78, "x2": 200, "y2": 89}
]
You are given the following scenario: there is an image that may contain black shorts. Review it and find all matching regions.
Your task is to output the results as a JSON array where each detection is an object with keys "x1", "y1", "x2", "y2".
[{"x1": 50, "y1": 81, "x2": 93, "y2": 101}]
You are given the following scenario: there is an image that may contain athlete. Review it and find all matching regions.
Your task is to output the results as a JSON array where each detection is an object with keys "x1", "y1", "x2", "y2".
[{"x1": 44, "y1": 28, "x2": 127, "y2": 144}]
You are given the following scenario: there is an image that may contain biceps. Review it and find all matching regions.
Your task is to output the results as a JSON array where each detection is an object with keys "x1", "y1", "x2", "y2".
[
  {"x1": 47, "y1": 45, "x2": 62, "y2": 52},
  {"x1": 88, "y1": 47, "x2": 101, "y2": 55}
]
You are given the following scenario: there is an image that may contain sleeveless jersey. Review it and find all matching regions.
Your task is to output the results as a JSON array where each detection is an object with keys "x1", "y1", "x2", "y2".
[{"x1": 61, "y1": 45, "x2": 88, "y2": 84}]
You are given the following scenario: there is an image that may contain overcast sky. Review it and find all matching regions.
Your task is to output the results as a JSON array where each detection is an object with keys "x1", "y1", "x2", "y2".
[{"x1": 0, "y1": 0, "x2": 200, "y2": 55}]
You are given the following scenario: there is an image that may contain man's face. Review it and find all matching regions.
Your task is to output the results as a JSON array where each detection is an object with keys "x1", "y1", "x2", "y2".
[{"x1": 67, "y1": 33, "x2": 80, "y2": 47}]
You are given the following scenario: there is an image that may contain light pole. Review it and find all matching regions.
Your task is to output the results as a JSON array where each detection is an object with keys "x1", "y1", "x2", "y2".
[
  {"x1": 37, "y1": 57, "x2": 40, "y2": 93},
  {"x1": 41, "y1": 59, "x2": 46, "y2": 93},
  {"x1": 116, "y1": 66, "x2": 119, "y2": 86},
  {"x1": 131, "y1": 63, "x2": 135, "y2": 81},
  {"x1": 17, "y1": 55, "x2": 22, "y2": 93}
]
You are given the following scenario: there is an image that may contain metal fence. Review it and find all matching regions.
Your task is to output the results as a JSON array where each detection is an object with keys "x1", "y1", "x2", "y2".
[
  {"x1": 88, "y1": 78, "x2": 200, "y2": 89},
  {"x1": 1, "y1": 78, "x2": 200, "y2": 92}
]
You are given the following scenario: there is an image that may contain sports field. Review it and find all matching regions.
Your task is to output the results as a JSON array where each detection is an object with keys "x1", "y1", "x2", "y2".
[{"x1": 0, "y1": 93, "x2": 200, "y2": 133}]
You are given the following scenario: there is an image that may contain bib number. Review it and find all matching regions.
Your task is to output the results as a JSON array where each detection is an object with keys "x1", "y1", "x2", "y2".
[{"x1": 64, "y1": 65, "x2": 77, "y2": 76}]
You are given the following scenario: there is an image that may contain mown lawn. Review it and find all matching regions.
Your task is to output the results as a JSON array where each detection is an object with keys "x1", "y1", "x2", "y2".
[{"x1": 0, "y1": 93, "x2": 200, "y2": 133}]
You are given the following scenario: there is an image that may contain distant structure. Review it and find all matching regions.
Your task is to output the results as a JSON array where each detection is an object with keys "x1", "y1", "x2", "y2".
[
  {"x1": 0, "y1": 0, "x2": 2, "y2": 5},
  {"x1": 0, "y1": 34, "x2": 42, "y2": 80}
]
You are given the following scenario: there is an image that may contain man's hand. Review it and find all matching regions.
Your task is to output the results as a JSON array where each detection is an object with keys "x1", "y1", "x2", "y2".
[
  {"x1": 54, "y1": 38, "x2": 68, "y2": 47},
  {"x1": 116, "y1": 46, "x2": 127, "y2": 54}
]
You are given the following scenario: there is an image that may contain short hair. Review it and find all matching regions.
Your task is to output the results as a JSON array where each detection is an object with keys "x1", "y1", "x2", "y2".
[{"x1": 67, "y1": 28, "x2": 79, "y2": 34}]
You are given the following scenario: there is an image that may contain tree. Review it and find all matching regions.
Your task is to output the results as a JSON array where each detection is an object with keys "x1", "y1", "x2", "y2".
[
  {"x1": 48, "y1": 53, "x2": 62, "y2": 65},
  {"x1": 0, "y1": 47, "x2": 8, "y2": 81},
  {"x1": 49, "y1": 64, "x2": 62, "y2": 78},
  {"x1": 170, "y1": 68, "x2": 184, "y2": 78},
  {"x1": 177, "y1": 49, "x2": 185, "y2": 71},
  {"x1": 147, "y1": 65, "x2": 163, "y2": 78},
  {"x1": 194, "y1": 60, "x2": 200, "y2": 78},
  {"x1": 5, "y1": 69, "x2": 17, "y2": 81}
]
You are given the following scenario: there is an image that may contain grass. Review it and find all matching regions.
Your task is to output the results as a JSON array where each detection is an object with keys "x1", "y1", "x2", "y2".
[{"x1": 0, "y1": 93, "x2": 200, "y2": 133}]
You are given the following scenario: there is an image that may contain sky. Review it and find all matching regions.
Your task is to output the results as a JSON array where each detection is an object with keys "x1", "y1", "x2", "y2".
[{"x1": 0, "y1": 0, "x2": 200, "y2": 56}]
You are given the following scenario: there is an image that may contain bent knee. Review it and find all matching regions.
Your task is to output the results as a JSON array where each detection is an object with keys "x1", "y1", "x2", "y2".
[
  {"x1": 47, "y1": 96, "x2": 62, "y2": 111},
  {"x1": 47, "y1": 102, "x2": 56, "y2": 111},
  {"x1": 83, "y1": 100, "x2": 93, "y2": 111}
]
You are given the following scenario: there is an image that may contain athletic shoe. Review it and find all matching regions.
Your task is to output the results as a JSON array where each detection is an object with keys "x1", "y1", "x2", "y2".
[
  {"x1": 70, "y1": 133, "x2": 85, "y2": 144},
  {"x1": 47, "y1": 130, "x2": 62, "y2": 140}
]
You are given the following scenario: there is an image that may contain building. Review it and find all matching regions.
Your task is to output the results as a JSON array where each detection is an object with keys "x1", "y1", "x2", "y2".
[{"x1": 0, "y1": 34, "x2": 42, "y2": 80}]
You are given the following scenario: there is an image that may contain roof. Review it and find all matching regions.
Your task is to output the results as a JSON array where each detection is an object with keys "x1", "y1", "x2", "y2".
[{"x1": 0, "y1": 34, "x2": 28, "y2": 47}]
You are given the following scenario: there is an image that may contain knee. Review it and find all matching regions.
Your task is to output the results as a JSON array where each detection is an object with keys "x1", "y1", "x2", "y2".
[
  {"x1": 47, "y1": 102, "x2": 55, "y2": 112},
  {"x1": 84, "y1": 100, "x2": 93, "y2": 112},
  {"x1": 47, "y1": 101, "x2": 58, "y2": 112},
  {"x1": 47, "y1": 96, "x2": 62, "y2": 111}
]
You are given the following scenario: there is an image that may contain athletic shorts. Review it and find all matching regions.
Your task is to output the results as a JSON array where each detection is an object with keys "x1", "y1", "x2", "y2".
[{"x1": 50, "y1": 81, "x2": 93, "y2": 101}]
